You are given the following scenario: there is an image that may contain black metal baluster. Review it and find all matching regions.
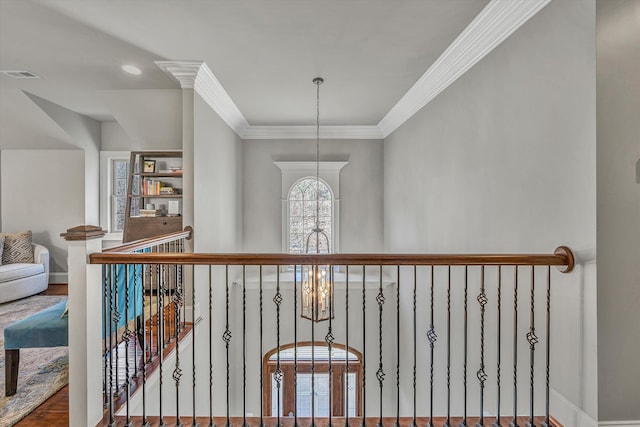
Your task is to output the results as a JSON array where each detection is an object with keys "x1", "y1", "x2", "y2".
[
  {"x1": 102, "y1": 266, "x2": 108, "y2": 408},
  {"x1": 494, "y1": 267, "x2": 503, "y2": 427},
  {"x1": 113, "y1": 265, "x2": 121, "y2": 399},
  {"x1": 526, "y1": 267, "x2": 537, "y2": 427},
  {"x1": 243, "y1": 266, "x2": 248, "y2": 427},
  {"x1": 141, "y1": 264, "x2": 149, "y2": 427},
  {"x1": 345, "y1": 265, "x2": 350, "y2": 427},
  {"x1": 311, "y1": 267, "x2": 316, "y2": 427},
  {"x1": 395, "y1": 265, "x2": 400, "y2": 427},
  {"x1": 223, "y1": 265, "x2": 232, "y2": 427},
  {"x1": 124, "y1": 266, "x2": 132, "y2": 426},
  {"x1": 147, "y1": 264, "x2": 154, "y2": 364},
  {"x1": 510, "y1": 267, "x2": 519, "y2": 427},
  {"x1": 445, "y1": 266, "x2": 451, "y2": 427},
  {"x1": 174, "y1": 277, "x2": 183, "y2": 427},
  {"x1": 427, "y1": 266, "x2": 437, "y2": 427},
  {"x1": 327, "y1": 265, "x2": 335, "y2": 427},
  {"x1": 192, "y1": 265, "x2": 197, "y2": 427},
  {"x1": 460, "y1": 266, "x2": 468, "y2": 427},
  {"x1": 411, "y1": 266, "x2": 416, "y2": 427},
  {"x1": 293, "y1": 266, "x2": 298, "y2": 427},
  {"x1": 541, "y1": 266, "x2": 551, "y2": 427},
  {"x1": 478, "y1": 266, "x2": 488, "y2": 427},
  {"x1": 361, "y1": 265, "x2": 366, "y2": 427},
  {"x1": 107, "y1": 266, "x2": 115, "y2": 427},
  {"x1": 376, "y1": 266, "x2": 385, "y2": 427},
  {"x1": 132, "y1": 264, "x2": 139, "y2": 380},
  {"x1": 209, "y1": 266, "x2": 214, "y2": 427},
  {"x1": 259, "y1": 266, "x2": 264, "y2": 427},
  {"x1": 275, "y1": 268, "x2": 283, "y2": 427}
]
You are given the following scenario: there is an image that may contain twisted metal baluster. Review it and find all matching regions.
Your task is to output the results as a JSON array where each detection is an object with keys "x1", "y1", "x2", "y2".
[
  {"x1": 444, "y1": 266, "x2": 451, "y2": 427},
  {"x1": 361, "y1": 265, "x2": 367, "y2": 427},
  {"x1": 510, "y1": 266, "x2": 519, "y2": 427},
  {"x1": 376, "y1": 266, "x2": 385, "y2": 427},
  {"x1": 191, "y1": 266, "x2": 197, "y2": 427},
  {"x1": 113, "y1": 265, "x2": 121, "y2": 399},
  {"x1": 395, "y1": 265, "x2": 400, "y2": 427},
  {"x1": 541, "y1": 266, "x2": 552, "y2": 427},
  {"x1": 326, "y1": 266, "x2": 335, "y2": 427},
  {"x1": 223, "y1": 265, "x2": 232, "y2": 427},
  {"x1": 243, "y1": 266, "x2": 248, "y2": 427},
  {"x1": 494, "y1": 267, "x2": 503, "y2": 427},
  {"x1": 460, "y1": 266, "x2": 468, "y2": 427},
  {"x1": 274, "y1": 269, "x2": 283, "y2": 427},
  {"x1": 293, "y1": 266, "x2": 298, "y2": 427},
  {"x1": 102, "y1": 266, "x2": 108, "y2": 408},
  {"x1": 260, "y1": 266, "x2": 265, "y2": 427},
  {"x1": 410, "y1": 266, "x2": 417, "y2": 427},
  {"x1": 477, "y1": 266, "x2": 488, "y2": 427},
  {"x1": 106, "y1": 266, "x2": 115, "y2": 427},
  {"x1": 345, "y1": 265, "x2": 350, "y2": 427},
  {"x1": 124, "y1": 266, "x2": 132, "y2": 427},
  {"x1": 311, "y1": 268, "x2": 316, "y2": 427},
  {"x1": 526, "y1": 267, "x2": 538, "y2": 427},
  {"x1": 173, "y1": 261, "x2": 185, "y2": 427},
  {"x1": 140, "y1": 263, "x2": 149, "y2": 427},
  {"x1": 209, "y1": 266, "x2": 215, "y2": 427},
  {"x1": 157, "y1": 260, "x2": 166, "y2": 427},
  {"x1": 427, "y1": 266, "x2": 437, "y2": 427}
]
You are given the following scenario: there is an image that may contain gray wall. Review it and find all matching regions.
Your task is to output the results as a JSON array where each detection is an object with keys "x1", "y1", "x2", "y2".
[
  {"x1": 243, "y1": 139, "x2": 384, "y2": 253},
  {"x1": 596, "y1": 0, "x2": 640, "y2": 421},
  {"x1": 1, "y1": 149, "x2": 85, "y2": 278},
  {"x1": 384, "y1": 0, "x2": 596, "y2": 423}
]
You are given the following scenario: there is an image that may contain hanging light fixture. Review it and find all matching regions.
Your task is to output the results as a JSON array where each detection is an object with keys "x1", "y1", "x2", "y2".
[{"x1": 301, "y1": 77, "x2": 333, "y2": 322}]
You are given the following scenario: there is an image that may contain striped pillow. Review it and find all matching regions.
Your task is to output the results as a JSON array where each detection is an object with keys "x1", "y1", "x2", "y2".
[{"x1": 1, "y1": 230, "x2": 34, "y2": 264}]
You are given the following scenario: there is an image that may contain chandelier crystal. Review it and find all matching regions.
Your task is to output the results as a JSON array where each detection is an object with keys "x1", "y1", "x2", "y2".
[{"x1": 300, "y1": 77, "x2": 333, "y2": 322}]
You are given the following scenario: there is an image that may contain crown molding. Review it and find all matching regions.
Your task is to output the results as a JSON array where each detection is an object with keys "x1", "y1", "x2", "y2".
[
  {"x1": 377, "y1": 0, "x2": 553, "y2": 138},
  {"x1": 242, "y1": 125, "x2": 383, "y2": 140},
  {"x1": 156, "y1": 60, "x2": 249, "y2": 137}
]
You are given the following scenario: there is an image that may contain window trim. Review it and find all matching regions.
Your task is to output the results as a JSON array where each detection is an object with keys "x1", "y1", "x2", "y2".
[
  {"x1": 100, "y1": 151, "x2": 130, "y2": 241},
  {"x1": 287, "y1": 176, "x2": 334, "y2": 254}
]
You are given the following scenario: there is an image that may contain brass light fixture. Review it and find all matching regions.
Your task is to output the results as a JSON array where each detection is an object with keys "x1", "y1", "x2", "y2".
[{"x1": 301, "y1": 77, "x2": 333, "y2": 322}]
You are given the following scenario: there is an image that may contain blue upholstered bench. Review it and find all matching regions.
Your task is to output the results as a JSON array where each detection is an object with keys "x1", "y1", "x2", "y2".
[{"x1": 4, "y1": 299, "x2": 68, "y2": 396}]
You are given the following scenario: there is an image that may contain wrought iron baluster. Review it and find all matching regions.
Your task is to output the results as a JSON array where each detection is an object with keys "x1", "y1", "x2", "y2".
[
  {"x1": 478, "y1": 266, "x2": 488, "y2": 427},
  {"x1": 157, "y1": 260, "x2": 166, "y2": 427},
  {"x1": 494, "y1": 267, "x2": 503, "y2": 427},
  {"x1": 293, "y1": 265, "x2": 298, "y2": 427},
  {"x1": 259, "y1": 266, "x2": 264, "y2": 427},
  {"x1": 102, "y1": 265, "x2": 108, "y2": 408},
  {"x1": 427, "y1": 266, "x2": 436, "y2": 427},
  {"x1": 243, "y1": 265, "x2": 248, "y2": 427},
  {"x1": 209, "y1": 265, "x2": 214, "y2": 427},
  {"x1": 113, "y1": 265, "x2": 121, "y2": 399},
  {"x1": 361, "y1": 265, "x2": 366, "y2": 427},
  {"x1": 191, "y1": 265, "x2": 197, "y2": 427},
  {"x1": 445, "y1": 266, "x2": 451, "y2": 427},
  {"x1": 541, "y1": 266, "x2": 552, "y2": 427},
  {"x1": 345, "y1": 265, "x2": 350, "y2": 427},
  {"x1": 275, "y1": 268, "x2": 283, "y2": 427},
  {"x1": 460, "y1": 266, "x2": 468, "y2": 427},
  {"x1": 124, "y1": 266, "x2": 132, "y2": 426},
  {"x1": 107, "y1": 266, "x2": 115, "y2": 426},
  {"x1": 223, "y1": 265, "x2": 232, "y2": 427},
  {"x1": 174, "y1": 285, "x2": 183, "y2": 427},
  {"x1": 411, "y1": 266, "x2": 416, "y2": 427},
  {"x1": 326, "y1": 266, "x2": 335, "y2": 427},
  {"x1": 141, "y1": 264, "x2": 149, "y2": 427},
  {"x1": 311, "y1": 270, "x2": 316, "y2": 427},
  {"x1": 526, "y1": 267, "x2": 537, "y2": 427},
  {"x1": 395, "y1": 265, "x2": 400, "y2": 427},
  {"x1": 376, "y1": 265, "x2": 385, "y2": 427},
  {"x1": 510, "y1": 266, "x2": 519, "y2": 427}
]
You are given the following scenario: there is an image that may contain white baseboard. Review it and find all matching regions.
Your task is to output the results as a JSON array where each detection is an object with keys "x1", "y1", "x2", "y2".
[
  {"x1": 551, "y1": 388, "x2": 597, "y2": 427},
  {"x1": 49, "y1": 272, "x2": 68, "y2": 284},
  {"x1": 599, "y1": 422, "x2": 640, "y2": 427}
]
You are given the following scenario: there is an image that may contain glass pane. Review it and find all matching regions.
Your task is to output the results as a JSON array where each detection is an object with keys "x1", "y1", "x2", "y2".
[
  {"x1": 345, "y1": 372, "x2": 357, "y2": 417},
  {"x1": 289, "y1": 178, "x2": 332, "y2": 254},
  {"x1": 296, "y1": 374, "x2": 329, "y2": 417}
]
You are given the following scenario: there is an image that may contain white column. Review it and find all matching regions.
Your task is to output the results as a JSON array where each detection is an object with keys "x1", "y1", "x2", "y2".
[{"x1": 63, "y1": 226, "x2": 105, "y2": 427}]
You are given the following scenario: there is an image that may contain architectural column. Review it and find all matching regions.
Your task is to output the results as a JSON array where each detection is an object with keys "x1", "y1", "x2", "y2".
[{"x1": 61, "y1": 225, "x2": 105, "y2": 427}]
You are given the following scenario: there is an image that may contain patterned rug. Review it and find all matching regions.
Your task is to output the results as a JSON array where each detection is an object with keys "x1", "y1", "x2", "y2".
[{"x1": 0, "y1": 295, "x2": 68, "y2": 427}]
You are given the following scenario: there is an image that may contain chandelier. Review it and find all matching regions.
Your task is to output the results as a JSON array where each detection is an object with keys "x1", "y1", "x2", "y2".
[{"x1": 300, "y1": 77, "x2": 333, "y2": 322}]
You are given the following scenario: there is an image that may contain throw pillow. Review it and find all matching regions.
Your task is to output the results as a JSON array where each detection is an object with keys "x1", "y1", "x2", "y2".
[
  {"x1": 0, "y1": 235, "x2": 4, "y2": 266},
  {"x1": 1, "y1": 230, "x2": 34, "y2": 264}
]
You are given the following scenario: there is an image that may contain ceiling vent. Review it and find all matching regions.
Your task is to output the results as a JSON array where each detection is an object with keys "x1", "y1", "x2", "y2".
[{"x1": 1, "y1": 70, "x2": 41, "y2": 79}]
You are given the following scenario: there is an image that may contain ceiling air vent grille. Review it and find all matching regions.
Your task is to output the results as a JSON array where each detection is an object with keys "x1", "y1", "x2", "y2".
[{"x1": 1, "y1": 70, "x2": 41, "y2": 79}]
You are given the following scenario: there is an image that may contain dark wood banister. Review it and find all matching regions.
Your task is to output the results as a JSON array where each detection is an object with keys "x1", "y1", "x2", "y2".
[{"x1": 91, "y1": 244, "x2": 574, "y2": 273}]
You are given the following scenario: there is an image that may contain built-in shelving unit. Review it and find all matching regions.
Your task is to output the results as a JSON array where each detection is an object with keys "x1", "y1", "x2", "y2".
[{"x1": 123, "y1": 151, "x2": 183, "y2": 243}]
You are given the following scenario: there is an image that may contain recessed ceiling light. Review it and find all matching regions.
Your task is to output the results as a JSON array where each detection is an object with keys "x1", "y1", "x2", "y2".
[{"x1": 121, "y1": 64, "x2": 142, "y2": 75}]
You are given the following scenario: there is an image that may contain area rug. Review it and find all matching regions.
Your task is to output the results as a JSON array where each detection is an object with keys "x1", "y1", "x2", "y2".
[{"x1": 0, "y1": 295, "x2": 68, "y2": 427}]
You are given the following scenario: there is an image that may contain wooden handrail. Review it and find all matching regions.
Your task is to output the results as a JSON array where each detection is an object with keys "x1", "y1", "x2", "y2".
[
  {"x1": 103, "y1": 226, "x2": 193, "y2": 253},
  {"x1": 90, "y1": 245, "x2": 574, "y2": 272}
]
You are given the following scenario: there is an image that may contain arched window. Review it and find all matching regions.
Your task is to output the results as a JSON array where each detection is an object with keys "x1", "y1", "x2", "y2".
[
  {"x1": 263, "y1": 343, "x2": 362, "y2": 417},
  {"x1": 288, "y1": 178, "x2": 332, "y2": 254}
]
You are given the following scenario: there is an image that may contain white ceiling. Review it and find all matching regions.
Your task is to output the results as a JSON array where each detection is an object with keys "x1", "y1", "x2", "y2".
[{"x1": 0, "y1": 0, "x2": 552, "y2": 144}]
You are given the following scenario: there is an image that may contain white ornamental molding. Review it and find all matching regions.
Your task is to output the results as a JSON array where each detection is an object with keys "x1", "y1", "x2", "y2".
[{"x1": 243, "y1": 125, "x2": 383, "y2": 140}]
